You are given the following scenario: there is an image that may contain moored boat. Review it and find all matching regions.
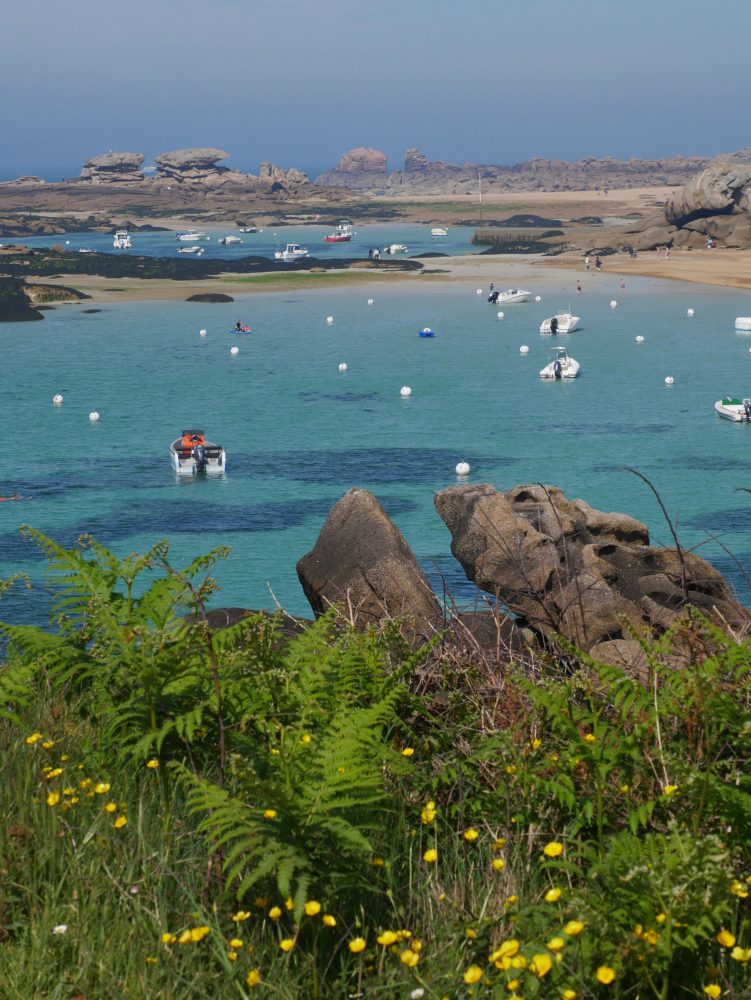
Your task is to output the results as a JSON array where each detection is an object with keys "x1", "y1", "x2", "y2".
[
  {"x1": 540, "y1": 312, "x2": 580, "y2": 334},
  {"x1": 170, "y1": 430, "x2": 226, "y2": 475},
  {"x1": 540, "y1": 347, "x2": 580, "y2": 379},
  {"x1": 493, "y1": 288, "x2": 531, "y2": 304},
  {"x1": 113, "y1": 229, "x2": 131, "y2": 249},
  {"x1": 384, "y1": 243, "x2": 408, "y2": 254},
  {"x1": 735, "y1": 317, "x2": 751, "y2": 331},
  {"x1": 178, "y1": 245, "x2": 204, "y2": 255},
  {"x1": 274, "y1": 243, "x2": 310, "y2": 261},
  {"x1": 324, "y1": 222, "x2": 354, "y2": 243},
  {"x1": 176, "y1": 231, "x2": 206, "y2": 241},
  {"x1": 219, "y1": 235, "x2": 243, "y2": 245},
  {"x1": 431, "y1": 227, "x2": 448, "y2": 237},
  {"x1": 715, "y1": 397, "x2": 751, "y2": 421}
]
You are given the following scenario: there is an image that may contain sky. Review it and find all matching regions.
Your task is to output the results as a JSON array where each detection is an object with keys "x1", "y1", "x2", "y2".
[{"x1": 1, "y1": 0, "x2": 748, "y2": 181}]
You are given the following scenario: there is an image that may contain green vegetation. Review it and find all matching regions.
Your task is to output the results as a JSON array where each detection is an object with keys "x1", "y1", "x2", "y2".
[{"x1": 2, "y1": 529, "x2": 751, "y2": 998}]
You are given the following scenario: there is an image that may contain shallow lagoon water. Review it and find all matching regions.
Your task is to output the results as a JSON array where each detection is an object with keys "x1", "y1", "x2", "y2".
[{"x1": 3, "y1": 273, "x2": 751, "y2": 624}]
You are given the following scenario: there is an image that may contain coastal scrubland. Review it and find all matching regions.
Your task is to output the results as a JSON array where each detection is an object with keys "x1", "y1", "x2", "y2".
[{"x1": 1, "y1": 529, "x2": 751, "y2": 999}]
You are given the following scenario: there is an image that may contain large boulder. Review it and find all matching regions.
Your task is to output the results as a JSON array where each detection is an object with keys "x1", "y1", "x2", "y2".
[
  {"x1": 665, "y1": 162, "x2": 751, "y2": 226},
  {"x1": 297, "y1": 488, "x2": 442, "y2": 638},
  {"x1": 80, "y1": 151, "x2": 145, "y2": 184},
  {"x1": 435, "y1": 483, "x2": 748, "y2": 658},
  {"x1": 315, "y1": 147, "x2": 388, "y2": 189}
]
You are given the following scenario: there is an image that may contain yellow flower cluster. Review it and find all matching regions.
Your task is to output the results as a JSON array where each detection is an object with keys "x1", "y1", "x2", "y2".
[{"x1": 421, "y1": 800, "x2": 437, "y2": 824}]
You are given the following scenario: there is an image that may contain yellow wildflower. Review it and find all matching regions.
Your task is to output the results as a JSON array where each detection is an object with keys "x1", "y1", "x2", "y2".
[
  {"x1": 510, "y1": 955, "x2": 527, "y2": 970},
  {"x1": 304, "y1": 900, "x2": 321, "y2": 916},
  {"x1": 46, "y1": 791, "x2": 60, "y2": 807},
  {"x1": 246, "y1": 969, "x2": 262, "y2": 987},
  {"x1": 263, "y1": 808, "x2": 277, "y2": 820},
  {"x1": 730, "y1": 880, "x2": 749, "y2": 898},
  {"x1": 463, "y1": 965, "x2": 483, "y2": 984},
  {"x1": 619, "y1": 784, "x2": 630, "y2": 793},
  {"x1": 178, "y1": 930, "x2": 192, "y2": 944},
  {"x1": 105, "y1": 802, "x2": 117, "y2": 813},
  {"x1": 349, "y1": 937, "x2": 366, "y2": 953},
  {"x1": 717, "y1": 930, "x2": 736, "y2": 948},
  {"x1": 400, "y1": 948, "x2": 419, "y2": 966},
  {"x1": 145, "y1": 956, "x2": 158, "y2": 965},
  {"x1": 114, "y1": 816, "x2": 127, "y2": 828},
  {"x1": 322, "y1": 914, "x2": 336, "y2": 927},
  {"x1": 465, "y1": 928, "x2": 477, "y2": 939},
  {"x1": 300, "y1": 733, "x2": 312, "y2": 743},
  {"x1": 371, "y1": 856, "x2": 385, "y2": 866},
  {"x1": 464, "y1": 827, "x2": 479, "y2": 842},
  {"x1": 564, "y1": 920, "x2": 584, "y2": 936},
  {"x1": 402, "y1": 747, "x2": 415, "y2": 757},
  {"x1": 506, "y1": 894, "x2": 518, "y2": 904},
  {"x1": 545, "y1": 887, "x2": 562, "y2": 902},
  {"x1": 42, "y1": 740, "x2": 56, "y2": 750},
  {"x1": 227, "y1": 951, "x2": 238, "y2": 961},
  {"x1": 506, "y1": 764, "x2": 517, "y2": 774},
  {"x1": 270, "y1": 748, "x2": 280, "y2": 756},
  {"x1": 543, "y1": 841, "x2": 564, "y2": 858},
  {"x1": 644, "y1": 929, "x2": 659, "y2": 945},
  {"x1": 529, "y1": 953, "x2": 553, "y2": 977},
  {"x1": 490, "y1": 939, "x2": 520, "y2": 963},
  {"x1": 410, "y1": 939, "x2": 422, "y2": 952},
  {"x1": 146, "y1": 759, "x2": 159, "y2": 769},
  {"x1": 378, "y1": 930, "x2": 398, "y2": 946},
  {"x1": 547, "y1": 937, "x2": 565, "y2": 952},
  {"x1": 703, "y1": 987, "x2": 722, "y2": 999},
  {"x1": 268, "y1": 906, "x2": 282, "y2": 920},
  {"x1": 46, "y1": 768, "x2": 63, "y2": 779},
  {"x1": 79, "y1": 778, "x2": 92, "y2": 789},
  {"x1": 421, "y1": 801, "x2": 437, "y2": 824},
  {"x1": 229, "y1": 938, "x2": 243, "y2": 949},
  {"x1": 423, "y1": 848, "x2": 438, "y2": 863},
  {"x1": 26, "y1": 732, "x2": 44, "y2": 745},
  {"x1": 562, "y1": 991, "x2": 579, "y2": 1000},
  {"x1": 60, "y1": 755, "x2": 69, "y2": 761},
  {"x1": 596, "y1": 966, "x2": 617, "y2": 984},
  {"x1": 492, "y1": 858, "x2": 506, "y2": 870},
  {"x1": 189, "y1": 926, "x2": 210, "y2": 942},
  {"x1": 161, "y1": 932, "x2": 176, "y2": 944},
  {"x1": 656, "y1": 912, "x2": 666, "y2": 924},
  {"x1": 284, "y1": 897, "x2": 294, "y2": 910},
  {"x1": 94, "y1": 782, "x2": 111, "y2": 794},
  {"x1": 531, "y1": 737, "x2": 542, "y2": 749},
  {"x1": 233, "y1": 911, "x2": 251, "y2": 922},
  {"x1": 279, "y1": 938, "x2": 294, "y2": 952},
  {"x1": 583, "y1": 733, "x2": 596, "y2": 744},
  {"x1": 731, "y1": 946, "x2": 751, "y2": 962},
  {"x1": 663, "y1": 785, "x2": 679, "y2": 797},
  {"x1": 493, "y1": 838, "x2": 507, "y2": 849},
  {"x1": 507, "y1": 981, "x2": 521, "y2": 993}
]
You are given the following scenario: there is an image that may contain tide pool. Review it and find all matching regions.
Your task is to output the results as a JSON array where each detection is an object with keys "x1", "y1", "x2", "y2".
[{"x1": 2, "y1": 272, "x2": 751, "y2": 625}]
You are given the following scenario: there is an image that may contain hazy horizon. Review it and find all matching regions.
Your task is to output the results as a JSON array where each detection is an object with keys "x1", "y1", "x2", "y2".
[{"x1": 1, "y1": 0, "x2": 747, "y2": 182}]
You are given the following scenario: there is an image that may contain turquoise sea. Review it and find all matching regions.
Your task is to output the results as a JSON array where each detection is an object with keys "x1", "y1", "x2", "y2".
[{"x1": 3, "y1": 259, "x2": 751, "y2": 625}]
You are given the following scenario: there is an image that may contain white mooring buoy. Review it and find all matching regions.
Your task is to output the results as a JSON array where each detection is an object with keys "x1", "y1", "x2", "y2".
[
  {"x1": 455, "y1": 461, "x2": 471, "y2": 476},
  {"x1": 687, "y1": 308, "x2": 695, "y2": 317},
  {"x1": 400, "y1": 386, "x2": 412, "y2": 397},
  {"x1": 53, "y1": 394, "x2": 64, "y2": 405},
  {"x1": 230, "y1": 346, "x2": 239, "y2": 355},
  {"x1": 520, "y1": 345, "x2": 530, "y2": 353},
  {"x1": 367, "y1": 298, "x2": 374, "y2": 305},
  {"x1": 610, "y1": 299, "x2": 618, "y2": 308},
  {"x1": 497, "y1": 311, "x2": 504, "y2": 319},
  {"x1": 535, "y1": 295, "x2": 542, "y2": 302},
  {"x1": 89, "y1": 411, "x2": 100, "y2": 422},
  {"x1": 664, "y1": 376, "x2": 674, "y2": 385},
  {"x1": 338, "y1": 362, "x2": 348, "y2": 371},
  {"x1": 199, "y1": 328, "x2": 207, "y2": 337},
  {"x1": 326, "y1": 315, "x2": 334, "y2": 324},
  {"x1": 636, "y1": 335, "x2": 645, "y2": 343}
]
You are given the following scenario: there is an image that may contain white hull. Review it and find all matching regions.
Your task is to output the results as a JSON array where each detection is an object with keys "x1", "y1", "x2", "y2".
[
  {"x1": 178, "y1": 245, "x2": 204, "y2": 255},
  {"x1": 170, "y1": 438, "x2": 226, "y2": 475},
  {"x1": 219, "y1": 236, "x2": 243, "y2": 245},
  {"x1": 384, "y1": 244, "x2": 408, "y2": 254},
  {"x1": 540, "y1": 313, "x2": 580, "y2": 334},
  {"x1": 431, "y1": 228, "x2": 448, "y2": 237},
  {"x1": 715, "y1": 398, "x2": 751, "y2": 421},
  {"x1": 497, "y1": 289, "x2": 531, "y2": 304},
  {"x1": 735, "y1": 317, "x2": 751, "y2": 331},
  {"x1": 176, "y1": 231, "x2": 206, "y2": 241},
  {"x1": 540, "y1": 350, "x2": 580, "y2": 379},
  {"x1": 113, "y1": 230, "x2": 131, "y2": 249},
  {"x1": 275, "y1": 243, "x2": 309, "y2": 261}
]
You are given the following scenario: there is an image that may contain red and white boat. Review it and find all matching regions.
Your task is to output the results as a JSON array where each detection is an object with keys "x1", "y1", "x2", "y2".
[{"x1": 323, "y1": 221, "x2": 354, "y2": 243}]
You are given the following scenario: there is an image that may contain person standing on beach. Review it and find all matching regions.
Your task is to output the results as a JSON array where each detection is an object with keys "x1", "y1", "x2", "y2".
[
  {"x1": 576, "y1": 281, "x2": 582, "y2": 293},
  {"x1": 620, "y1": 278, "x2": 626, "y2": 290},
  {"x1": 584, "y1": 255, "x2": 590, "y2": 271}
]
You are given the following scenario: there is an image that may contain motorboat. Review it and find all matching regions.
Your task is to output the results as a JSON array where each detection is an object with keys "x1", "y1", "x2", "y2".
[
  {"x1": 274, "y1": 243, "x2": 310, "y2": 261},
  {"x1": 170, "y1": 430, "x2": 226, "y2": 475},
  {"x1": 113, "y1": 229, "x2": 131, "y2": 249},
  {"x1": 491, "y1": 288, "x2": 531, "y2": 304},
  {"x1": 540, "y1": 312, "x2": 580, "y2": 334},
  {"x1": 324, "y1": 222, "x2": 354, "y2": 243},
  {"x1": 735, "y1": 317, "x2": 751, "y2": 332},
  {"x1": 384, "y1": 243, "x2": 408, "y2": 254},
  {"x1": 431, "y1": 227, "x2": 448, "y2": 237},
  {"x1": 540, "y1": 347, "x2": 580, "y2": 379},
  {"x1": 178, "y1": 245, "x2": 205, "y2": 255},
  {"x1": 219, "y1": 235, "x2": 243, "y2": 246},
  {"x1": 175, "y1": 231, "x2": 206, "y2": 241},
  {"x1": 239, "y1": 225, "x2": 259, "y2": 233},
  {"x1": 715, "y1": 397, "x2": 751, "y2": 421}
]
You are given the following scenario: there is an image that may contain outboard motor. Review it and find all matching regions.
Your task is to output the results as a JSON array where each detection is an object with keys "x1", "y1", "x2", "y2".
[
  {"x1": 488, "y1": 290, "x2": 500, "y2": 304},
  {"x1": 744, "y1": 399, "x2": 751, "y2": 421},
  {"x1": 553, "y1": 359, "x2": 562, "y2": 379},
  {"x1": 550, "y1": 316, "x2": 558, "y2": 335},
  {"x1": 192, "y1": 444, "x2": 206, "y2": 472}
]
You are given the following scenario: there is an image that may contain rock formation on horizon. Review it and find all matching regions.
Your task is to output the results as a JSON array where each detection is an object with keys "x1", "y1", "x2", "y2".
[
  {"x1": 624, "y1": 160, "x2": 751, "y2": 250},
  {"x1": 314, "y1": 147, "x2": 389, "y2": 189},
  {"x1": 80, "y1": 151, "x2": 145, "y2": 184}
]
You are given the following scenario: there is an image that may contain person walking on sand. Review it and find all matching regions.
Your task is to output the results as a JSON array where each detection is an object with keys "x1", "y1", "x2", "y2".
[{"x1": 595, "y1": 256, "x2": 602, "y2": 271}]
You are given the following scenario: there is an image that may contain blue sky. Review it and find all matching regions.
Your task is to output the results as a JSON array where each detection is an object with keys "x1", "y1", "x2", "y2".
[{"x1": 1, "y1": 0, "x2": 747, "y2": 180}]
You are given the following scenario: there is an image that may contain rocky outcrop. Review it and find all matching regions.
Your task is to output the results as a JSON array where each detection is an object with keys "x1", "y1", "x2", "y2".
[
  {"x1": 258, "y1": 162, "x2": 309, "y2": 191},
  {"x1": 296, "y1": 488, "x2": 442, "y2": 639},
  {"x1": 315, "y1": 147, "x2": 389, "y2": 189},
  {"x1": 624, "y1": 161, "x2": 751, "y2": 250},
  {"x1": 154, "y1": 147, "x2": 234, "y2": 185},
  {"x1": 80, "y1": 152, "x2": 145, "y2": 184},
  {"x1": 434, "y1": 483, "x2": 749, "y2": 664}
]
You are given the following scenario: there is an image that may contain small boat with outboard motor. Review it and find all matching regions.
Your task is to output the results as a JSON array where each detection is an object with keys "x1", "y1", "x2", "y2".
[
  {"x1": 219, "y1": 235, "x2": 243, "y2": 246},
  {"x1": 178, "y1": 245, "x2": 205, "y2": 255},
  {"x1": 715, "y1": 397, "x2": 751, "y2": 421},
  {"x1": 274, "y1": 243, "x2": 310, "y2": 261},
  {"x1": 540, "y1": 347, "x2": 580, "y2": 379},
  {"x1": 113, "y1": 229, "x2": 131, "y2": 249},
  {"x1": 431, "y1": 227, "x2": 448, "y2": 237},
  {"x1": 384, "y1": 243, "x2": 408, "y2": 254},
  {"x1": 488, "y1": 288, "x2": 531, "y2": 305},
  {"x1": 540, "y1": 312, "x2": 580, "y2": 334},
  {"x1": 176, "y1": 231, "x2": 206, "y2": 241},
  {"x1": 170, "y1": 430, "x2": 226, "y2": 475}
]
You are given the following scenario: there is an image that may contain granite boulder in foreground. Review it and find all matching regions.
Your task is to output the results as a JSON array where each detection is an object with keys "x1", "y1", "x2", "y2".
[
  {"x1": 434, "y1": 483, "x2": 749, "y2": 665},
  {"x1": 296, "y1": 488, "x2": 442, "y2": 641}
]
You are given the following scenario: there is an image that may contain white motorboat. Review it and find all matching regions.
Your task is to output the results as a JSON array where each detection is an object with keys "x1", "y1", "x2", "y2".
[
  {"x1": 540, "y1": 312, "x2": 580, "y2": 334},
  {"x1": 496, "y1": 288, "x2": 531, "y2": 304},
  {"x1": 219, "y1": 235, "x2": 243, "y2": 245},
  {"x1": 113, "y1": 229, "x2": 131, "y2": 249},
  {"x1": 431, "y1": 227, "x2": 448, "y2": 237},
  {"x1": 715, "y1": 397, "x2": 751, "y2": 421},
  {"x1": 274, "y1": 243, "x2": 310, "y2": 261},
  {"x1": 176, "y1": 231, "x2": 206, "y2": 241},
  {"x1": 735, "y1": 317, "x2": 751, "y2": 331},
  {"x1": 178, "y1": 245, "x2": 204, "y2": 255},
  {"x1": 540, "y1": 347, "x2": 581, "y2": 379},
  {"x1": 239, "y1": 225, "x2": 259, "y2": 233},
  {"x1": 170, "y1": 430, "x2": 226, "y2": 475},
  {"x1": 384, "y1": 243, "x2": 408, "y2": 254}
]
